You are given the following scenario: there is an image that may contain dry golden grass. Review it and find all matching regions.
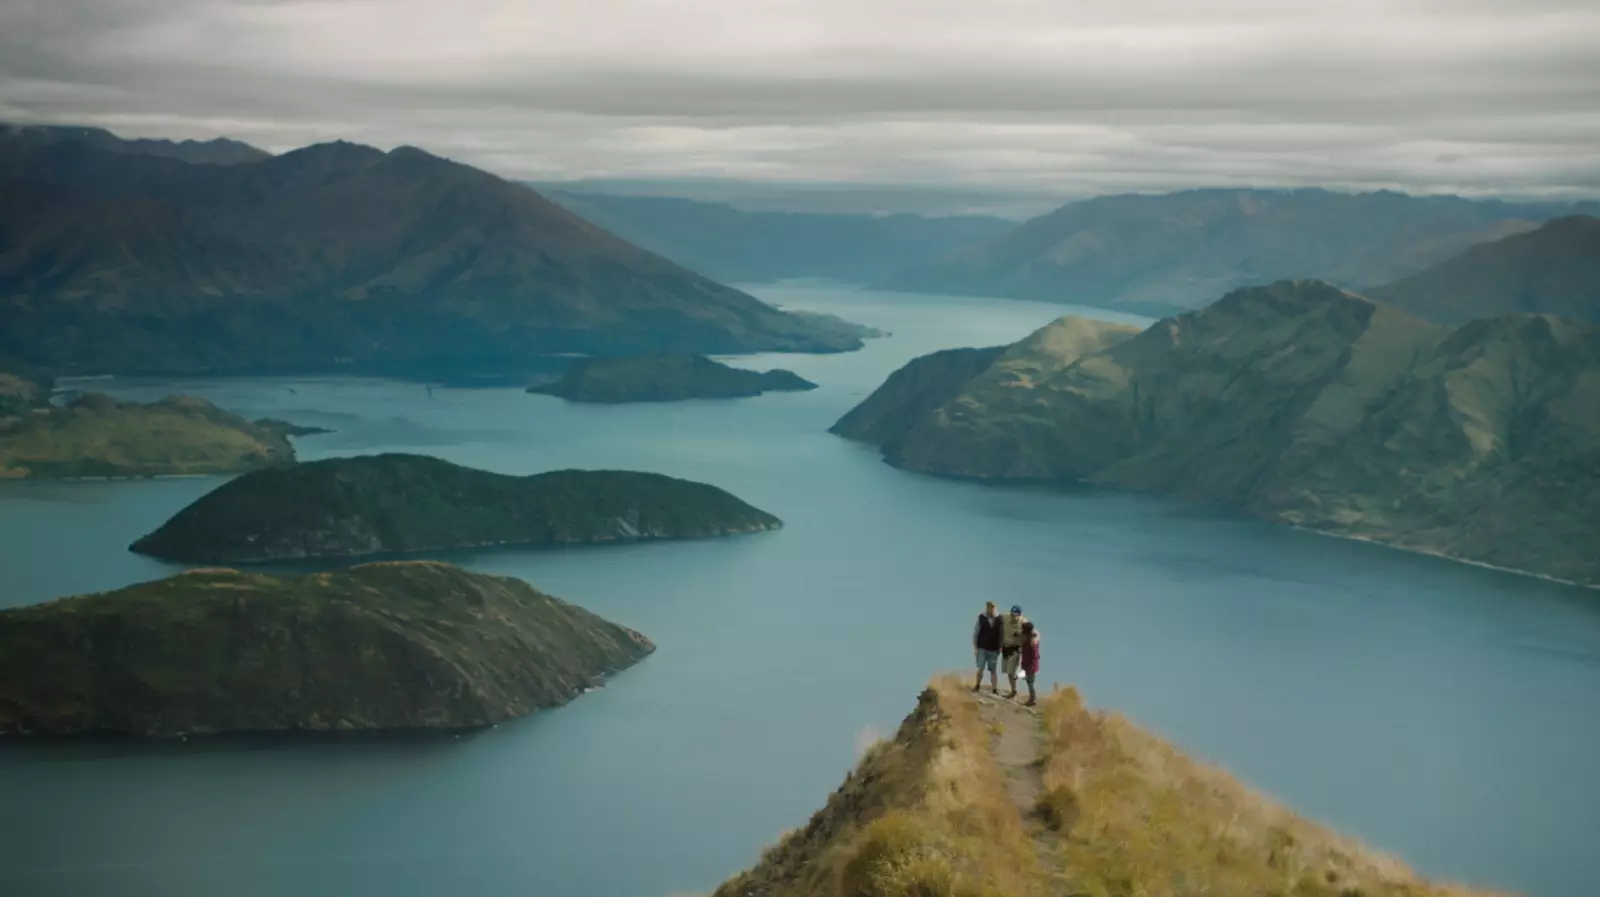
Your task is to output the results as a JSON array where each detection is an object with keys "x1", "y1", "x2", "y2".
[
  {"x1": 713, "y1": 677, "x2": 1045, "y2": 897},
  {"x1": 1035, "y1": 686, "x2": 1514, "y2": 897}
]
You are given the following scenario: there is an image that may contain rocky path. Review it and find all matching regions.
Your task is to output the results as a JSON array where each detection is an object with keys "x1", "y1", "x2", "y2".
[{"x1": 973, "y1": 689, "x2": 1047, "y2": 811}]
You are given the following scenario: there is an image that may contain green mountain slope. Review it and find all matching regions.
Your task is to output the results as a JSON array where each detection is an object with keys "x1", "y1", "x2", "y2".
[
  {"x1": 0, "y1": 393, "x2": 296, "y2": 479},
  {"x1": 548, "y1": 190, "x2": 1012, "y2": 283},
  {"x1": 1371, "y1": 215, "x2": 1600, "y2": 321},
  {"x1": 836, "y1": 281, "x2": 1600, "y2": 586},
  {"x1": 131, "y1": 453, "x2": 782, "y2": 563},
  {"x1": 0, "y1": 128, "x2": 859, "y2": 377},
  {"x1": 882, "y1": 188, "x2": 1598, "y2": 314},
  {"x1": 0, "y1": 561, "x2": 653, "y2": 736}
]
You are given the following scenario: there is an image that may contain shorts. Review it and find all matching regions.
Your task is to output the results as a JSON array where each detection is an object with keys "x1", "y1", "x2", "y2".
[
  {"x1": 1002, "y1": 649, "x2": 1021, "y2": 676},
  {"x1": 976, "y1": 649, "x2": 999, "y2": 673}
]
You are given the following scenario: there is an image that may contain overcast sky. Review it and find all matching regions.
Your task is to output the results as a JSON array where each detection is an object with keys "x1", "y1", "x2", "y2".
[{"x1": 3, "y1": 0, "x2": 1598, "y2": 200}]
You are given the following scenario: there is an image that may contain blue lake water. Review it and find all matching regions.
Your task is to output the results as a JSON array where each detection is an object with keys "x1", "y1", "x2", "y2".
[{"x1": 1, "y1": 284, "x2": 1597, "y2": 897}]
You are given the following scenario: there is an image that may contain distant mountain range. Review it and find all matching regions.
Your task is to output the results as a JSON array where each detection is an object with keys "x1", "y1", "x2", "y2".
[
  {"x1": 882, "y1": 188, "x2": 1600, "y2": 316},
  {"x1": 1371, "y1": 215, "x2": 1600, "y2": 322},
  {"x1": 0, "y1": 125, "x2": 859, "y2": 377},
  {"x1": 835, "y1": 280, "x2": 1600, "y2": 587},
  {"x1": 0, "y1": 123, "x2": 270, "y2": 166},
  {"x1": 545, "y1": 190, "x2": 1012, "y2": 284}
]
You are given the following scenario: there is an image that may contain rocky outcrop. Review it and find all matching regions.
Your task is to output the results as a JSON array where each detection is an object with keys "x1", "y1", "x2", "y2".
[
  {"x1": 131, "y1": 453, "x2": 783, "y2": 563},
  {"x1": 0, "y1": 562, "x2": 654, "y2": 737}
]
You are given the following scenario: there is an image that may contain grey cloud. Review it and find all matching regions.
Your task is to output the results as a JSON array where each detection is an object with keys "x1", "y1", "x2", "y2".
[{"x1": 2, "y1": 0, "x2": 1598, "y2": 199}]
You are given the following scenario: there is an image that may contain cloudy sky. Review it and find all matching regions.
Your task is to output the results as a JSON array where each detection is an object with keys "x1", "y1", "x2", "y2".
[{"x1": 3, "y1": 0, "x2": 1598, "y2": 201}]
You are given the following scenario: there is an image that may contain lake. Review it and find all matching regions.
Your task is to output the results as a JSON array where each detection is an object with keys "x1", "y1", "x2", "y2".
[{"x1": 1, "y1": 284, "x2": 1597, "y2": 897}]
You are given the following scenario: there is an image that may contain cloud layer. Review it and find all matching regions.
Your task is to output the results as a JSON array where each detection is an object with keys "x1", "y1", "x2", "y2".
[{"x1": 4, "y1": 0, "x2": 1598, "y2": 198}]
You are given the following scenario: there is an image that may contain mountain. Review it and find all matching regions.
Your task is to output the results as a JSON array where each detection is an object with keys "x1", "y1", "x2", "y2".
[
  {"x1": 882, "y1": 188, "x2": 1600, "y2": 314},
  {"x1": 711, "y1": 678, "x2": 1498, "y2": 897},
  {"x1": 835, "y1": 281, "x2": 1600, "y2": 586},
  {"x1": 0, "y1": 393, "x2": 298, "y2": 479},
  {"x1": 546, "y1": 190, "x2": 1012, "y2": 283},
  {"x1": 130, "y1": 453, "x2": 782, "y2": 563},
  {"x1": 0, "y1": 123, "x2": 271, "y2": 165},
  {"x1": 528, "y1": 353, "x2": 817, "y2": 402},
  {"x1": 1371, "y1": 215, "x2": 1600, "y2": 321},
  {"x1": 0, "y1": 129, "x2": 860, "y2": 378},
  {"x1": 0, "y1": 561, "x2": 653, "y2": 737}
]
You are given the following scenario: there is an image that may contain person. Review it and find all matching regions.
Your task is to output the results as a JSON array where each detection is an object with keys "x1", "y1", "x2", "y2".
[
  {"x1": 1019, "y1": 620, "x2": 1041, "y2": 706},
  {"x1": 972, "y1": 601, "x2": 1002, "y2": 693},
  {"x1": 1000, "y1": 604, "x2": 1029, "y2": 699}
]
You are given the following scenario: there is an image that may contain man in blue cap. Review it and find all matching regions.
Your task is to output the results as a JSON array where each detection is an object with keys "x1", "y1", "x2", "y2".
[{"x1": 1000, "y1": 604, "x2": 1030, "y2": 699}]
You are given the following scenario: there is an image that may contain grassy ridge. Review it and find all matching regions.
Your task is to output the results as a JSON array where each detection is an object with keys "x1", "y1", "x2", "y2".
[{"x1": 709, "y1": 679, "x2": 1508, "y2": 897}]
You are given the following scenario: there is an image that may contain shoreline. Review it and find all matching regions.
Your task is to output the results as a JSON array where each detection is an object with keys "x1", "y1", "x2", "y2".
[{"x1": 1292, "y1": 524, "x2": 1598, "y2": 592}]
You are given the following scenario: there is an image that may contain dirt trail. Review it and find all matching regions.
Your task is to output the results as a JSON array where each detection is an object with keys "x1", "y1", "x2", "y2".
[{"x1": 971, "y1": 689, "x2": 1047, "y2": 821}]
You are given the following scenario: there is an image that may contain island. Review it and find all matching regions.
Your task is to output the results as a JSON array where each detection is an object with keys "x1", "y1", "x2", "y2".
[
  {"x1": 527, "y1": 353, "x2": 818, "y2": 403},
  {"x1": 712, "y1": 678, "x2": 1499, "y2": 897},
  {"x1": 0, "y1": 393, "x2": 299, "y2": 479},
  {"x1": 130, "y1": 453, "x2": 783, "y2": 563},
  {"x1": 834, "y1": 280, "x2": 1600, "y2": 587},
  {"x1": 0, "y1": 562, "x2": 654, "y2": 737}
]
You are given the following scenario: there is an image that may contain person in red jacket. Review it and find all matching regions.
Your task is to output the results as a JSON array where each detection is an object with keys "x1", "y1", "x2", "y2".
[{"x1": 1019, "y1": 620, "x2": 1041, "y2": 706}]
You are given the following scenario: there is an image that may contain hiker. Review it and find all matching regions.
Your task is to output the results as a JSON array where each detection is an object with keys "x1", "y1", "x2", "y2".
[
  {"x1": 972, "y1": 600, "x2": 1002, "y2": 693},
  {"x1": 1000, "y1": 604, "x2": 1029, "y2": 699},
  {"x1": 1019, "y1": 620, "x2": 1041, "y2": 706}
]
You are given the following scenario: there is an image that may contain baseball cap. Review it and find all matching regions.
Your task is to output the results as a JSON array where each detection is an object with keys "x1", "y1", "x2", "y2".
[{"x1": 1010, "y1": 604, "x2": 1023, "y2": 614}]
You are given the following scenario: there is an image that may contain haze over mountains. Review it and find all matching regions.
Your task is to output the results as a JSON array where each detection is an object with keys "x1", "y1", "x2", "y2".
[
  {"x1": 546, "y1": 189, "x2": 1011, "y2": 284},
  {"x1": 883, "y1": 188, "x2": 1600, "y2": 316},
  {"x1": 0, "y1": 125, "x2": 858, "y2": 378}
]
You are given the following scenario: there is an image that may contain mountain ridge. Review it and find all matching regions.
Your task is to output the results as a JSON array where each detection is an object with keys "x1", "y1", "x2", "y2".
[{"x1": 0, "y1": 127, "x2": 860, "y2": 377}]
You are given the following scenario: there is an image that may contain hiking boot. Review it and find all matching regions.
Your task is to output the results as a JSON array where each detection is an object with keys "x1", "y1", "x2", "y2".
[
  {"x1": 1005, "y1": 691, "x2": 1018, "y2": 700},
  {"x1": 1025, "y1": 697, "x2": 1037, "y2": 707}
]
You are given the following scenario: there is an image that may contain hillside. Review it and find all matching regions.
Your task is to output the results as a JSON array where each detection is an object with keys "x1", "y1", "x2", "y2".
[
  {"x1": 712, "y1": 679, "x2": 1503, "y2": 897},
  {"x1": 834, "y1": 281, "x2": 1600, "y2": 586},
  {"x1": 0, "y1": 562, "x2": 653, "y2": 737},
  {"x1": 0, "y1": 393, "x2": 297, "y2": 479},
  {"x1": 131, "y1": 453, "x2": 782, "y2": 563},
  {"x1": 1372, "y1": 215, "x2": 1600, "y2": 321},
  {"x1": 0, "y1": 356, "x2": 51, "y2": 416},
  {"x1": 882, "y1": 188, "x2": 1599, "y2": 314},
  {"x1": 0, "y1": 128, "x2": 860, "y2": 378},
  {"x1": 528, "y1": 353, "x2": 817, "y2": 402},
  {"x1": 548, "y1": 190, "x2": 1012, "y2": 283}
]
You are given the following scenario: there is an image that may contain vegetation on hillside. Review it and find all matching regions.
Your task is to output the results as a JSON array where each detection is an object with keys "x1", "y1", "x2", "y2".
[
  {"x1": 0, "y1": 393, "x2": 295, "y2": 479},
  {"x1": 834, "y1": 281, "x2": 1600, "y2": 586},
  {"x1": 1372, "y1": 215, "x2": 1600, "y2": 321},
  {"x1": 529, "y1": 353, "x2": 818, "y2": 403},
  {"x1": 0, "y1": 561, "x2": 654, "y2": 737},
  {"x1": 710, "y1": 679, "x2": 1507, "y2": 897},
  {"x1": 131, "y1": 453, "x2": 783, "y2": 563}
]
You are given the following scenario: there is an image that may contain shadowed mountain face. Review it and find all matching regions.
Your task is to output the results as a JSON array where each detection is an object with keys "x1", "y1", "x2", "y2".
[
  {"x1": 1372, "y1": 215, "x2": 1600, "y2": 322},
  {"x1": 0, "y1": 130, "x2": 860, "y2": 377},
  {"x1": 547, "y1": 190, "x2": 1013, "y2": 284},
  {"x1": 0, "y1": 123, "x2": 271, "y2": 165},
  {"x1": 836, "y1": 281, "x2": 1600, "y2": 586},
  {"x1": 882, "y1": 188, "x2": 1600, "y2": 314},
  {"x1": 528, "y1": 353, "x2": 817, "y2": 403},
  {"x1": 0, "y1": 561, "x2": 654, "y2": 737}
]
